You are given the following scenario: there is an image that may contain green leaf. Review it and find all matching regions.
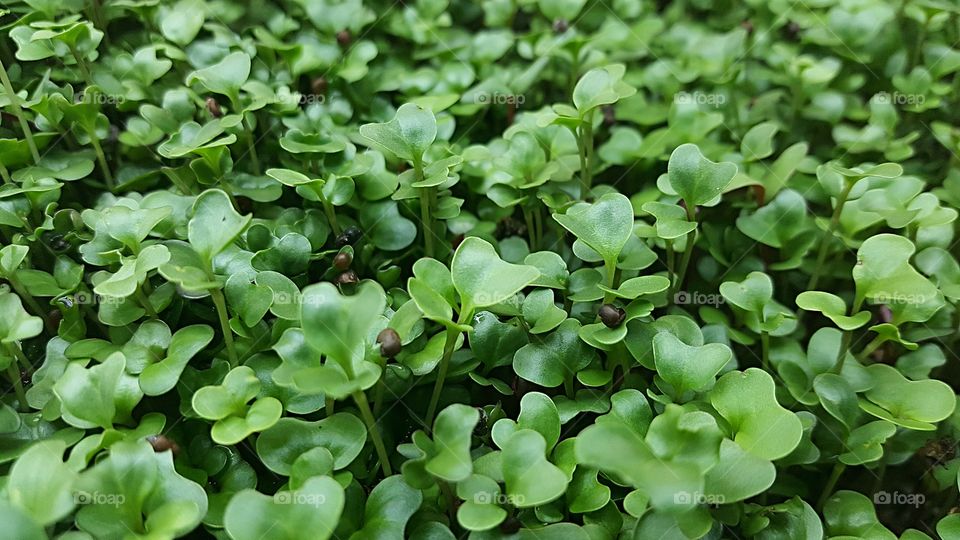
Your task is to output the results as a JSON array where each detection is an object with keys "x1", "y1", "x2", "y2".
[
  {"x1": 719, "y1": 271, "x2": 773, "y2": 313},
  {"x1": 0, "y1": 291, "x2": 44, "y2": 343},
  {"x1": 450, "y1": 237, "x2": 539, "y2": 313},
  {"x1": 710, "y1": 369, "x2": 802, "y2": 460},
  {"x1": 852, "y1": 234, "x2": 944, "y2": 324},
  {"x1": 553, "y1": 193, "x2": 634, "y2": 267},
  {"x1": 572, "y1": 64, "x2": 637, "y2": 115},
  {"x1": 224, "y1": 476, "x2": 344, "y2": 540},
  {"x1": 741, "y1": 122, "x2": 779, "y2": 161},
  {"x1": 501, "y1": 429, "x2": 568, "y2": 508},
  {"x1": 140, "y1": 325, "x2": 214, "y2": 396},
  {"x1": 193, "y1": 366, "x2": 283, "y2": 445},
  {"x1": 350, "y1": 476, "x2": 422, "y2": 540},
  {"x1": 159, "y1": 0, "x2": 205, "y2": 45},
  {"x1": 300, "y1": 281, "x2": 386, "y2": 371},
  {"x1": 703, "y1": 439, "x2": 775, "y2": 503},
  {"x1": 652, "y1": 332, "x2": 732, "y2": 400},
  {"x1": 359, "y1": 103, "x2": 437, "y2": 163},
  {"x1": 839, "y1": 421, "x2": 896, "y2": 465},
  {"x1": 427, "y1": 404, "x2": 479, "y2": 482},
  {"x1": 513, "y1": 319, "x2": 596, "y2": 387},
  {"x1": 6, "y1": 440, "x2": 77, "y2": 526},
  {"x1": 666, "y1": 143, "x2": 738, "y2": 208},
  {"x1": 188, "y1": 190, "x2": 252, "y2": 265},
  {"x1": 796, "y1": 291, "x2": 871, "y2": 330},
  {"x1": 859, "y1": 364, "x2": 955, "y2": 430},
  {"x1": 53, "y1": 353, "x2": 130, "y2": 429},
  {"x1": 187, "y1": 51, "x2": 251, "y2": 100},
  {"x1": 256, "y1": 414, "x2": 367, "y2": 475}
]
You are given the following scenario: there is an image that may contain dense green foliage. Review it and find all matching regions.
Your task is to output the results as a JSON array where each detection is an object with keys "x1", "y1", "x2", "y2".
[{"x1": 1, "y1": 0, "x2": 960, "y2": 538}]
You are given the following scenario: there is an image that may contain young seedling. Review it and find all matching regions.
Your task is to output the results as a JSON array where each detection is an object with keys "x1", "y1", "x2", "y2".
[{"x1": 409, "y1": 237, "x2": 539, "y2": 424}]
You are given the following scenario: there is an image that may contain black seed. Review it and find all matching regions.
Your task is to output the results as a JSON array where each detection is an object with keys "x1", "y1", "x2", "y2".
[
  {"x1": 377, "y1": 328, "x2": 401, "y2": 358},
  {"x1": 552, "y1": 19, "x2": 569, "y2": 33},
  {"x1": 335, "y1": 226, "x2": 362, "y2": 247},
  {"x1": 599, "y1": 304, "x2": 625, "y2": 328},
  {"x1": 336, "y1": 30, "x2": 351, "y2": 46}
]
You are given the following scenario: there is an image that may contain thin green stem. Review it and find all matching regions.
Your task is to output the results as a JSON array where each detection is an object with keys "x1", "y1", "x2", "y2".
[
  {"x1": 7, "y1": 342, "x2": 32, "y2": 374},
  {"x1": 209, "y1": 288, "x2": 238, "y2": 367},
  {"x1": 319, "y1": 193, "x2": 341, "y2": 236},
  {"x1": 665, "y1": 240, "x2": 676, "y2": 297},
  {"x1": 136, "y1": 286, "x2": 158, "y2": 318},
  {"x1": 244, "y1": 127, "x2": 262, "y2": 175},
  {"x1": 583, "y1": 115, "x2": 594, "y2": 188},
  {"x1": 88, "y1": 127, "x2": 115, "y2": 190},
  {"x1": 807, "y1": 180, "x2": 856, "y2": 291},
  {"x1": 425, "y1": 321, "x2": 465, "y2": 427},
  {"x1": 419, "y1": 188, "x2": 434, "y2": 258},
  {"x1": 0, "y1": 58, "x2": 40, "y2": 164},
  {"x1": 674, "y1": 229, "x2": 697, "y2": 297},
  {"x1": 856, "y1": 336, "x2": 884, "y2": 363},
  {"x1": 353, "y1": 390, "x2": 392, "y2": 477},
  {"x1": 533, "y1": 206, "x2": 544, "y2": 249},
  {"x1": 601, "y1": 261, "x2": 620, "y2": 306},
  {"x1": 522, "y1": 206, "x2": 537, "y2": 250},
  {"x1": 6, "y1": 363, "x2": 27, "y2": 412},
  {"x1": 817, "y1": 462, "x2": 846, "y2": 511},
  {"x1": 577, "y1": 114, "x2": 596, "y2": 195},
  {"x1": 326, "y1": 396, "x2": 335, "y2": 418},
  {"x1": 69, "y1": 46, "x2": 95, "y2": 89},
  {"x1": 760, "y1": 332, "x2": 771, "y2": 372},
  {"x1": 833, "y1": 297, "x2": 862, "y2": 373},
  {"x1": 0, "y1": 161, "x2": 11, "y2": 184},
  {"x1": 564, "y1": 376, "x2": 575, "y2": 399}
]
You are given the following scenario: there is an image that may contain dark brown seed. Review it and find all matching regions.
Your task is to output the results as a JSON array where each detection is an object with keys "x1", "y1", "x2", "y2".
[
  {"x1": 451, "y1": 233, "x2": 465, "y2": 251},
  {"x1": 786, "y1": 21, "x2": 801, "y2": 40},
  {"x1": 741, "y1": 20, "x2": 754, "y2": 34},
  {"x1": 602, "y1": 105, "x2": 616, "y2": 127},
  {"x1": 336, "y1": 270, "x2": 359, "y2": 285},
  {"x1": 336, "y1": 30, "x2": 351, "y2": 46},
  {"x1": 311, "y1": 77, "x2": 328, "y2": 96},
  {"x1": 147, "y1": 434, "x2": 180, "y2": 455},
  {"x1": 48, "y1": 310, "x2": 63, "y2": 326},
  {"x1": 552, "y1": 19, "x2": 569, "y2": 33},
  {"x1": 235, "y1": 196, "x2": 254, "y2": 214},
  {"x1": 599, "y1": 304, "x2": 626, "y2": 328},
  {"x1": 377, "y1": 328, "x2": 402, "y2": 358},
  {"x1": 206, "y1": 97, "x2": 223, "y2": 118},
  {"x1": 333, "y1": 252, "x2": 352, "y2": 271}
]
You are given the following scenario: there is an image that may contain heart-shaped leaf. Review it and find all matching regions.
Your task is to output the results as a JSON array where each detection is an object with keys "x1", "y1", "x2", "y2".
[
  {"x1": 652, "y1": 332, "x2": 732, "y2": 400},
  {"x1": 359, "y1": 103, "x2": 437, "y2": 163},
  {"x1": 553, "y1": 193, "x2": 634, "y2": 268},
  {"x1": 224, "y1": 476, "x2": 344, "y2": 540},
  {"x1": 450, "y1": 237, "x2": 539, "y2": 313},
  {"x1": 710, "y1": 369, "x2": 802, "y2": 460},
  {"x1": 666, "y1": 144, "x2": 738, "y2": 208}
]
